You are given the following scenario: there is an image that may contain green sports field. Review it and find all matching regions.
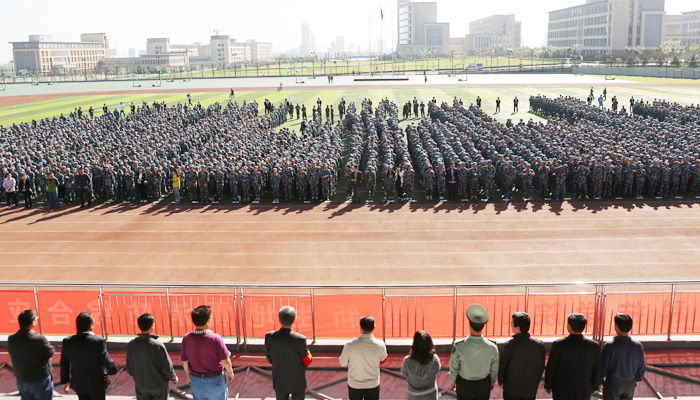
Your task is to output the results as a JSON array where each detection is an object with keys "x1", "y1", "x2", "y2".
[{"x1": 1, "y1": 77, "x2": 699, "y2": 128}]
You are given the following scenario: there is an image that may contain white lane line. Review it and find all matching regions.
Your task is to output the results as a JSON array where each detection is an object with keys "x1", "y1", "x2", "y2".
[
  {"x1": 1, "y1": 248, "x2": 699, "y2": 255},
  {"x1": 0, "y1": 226, "x2": 697, "y2": 233},
  {"x1": 3, "y1": 262, "x2": 698, "y2": 269},
  {"x1": 0, "y1": 236, "x2": 698, "y2": 243}
]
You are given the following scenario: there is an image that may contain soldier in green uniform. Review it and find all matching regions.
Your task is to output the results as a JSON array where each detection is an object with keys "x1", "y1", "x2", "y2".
[{"x1": 450, "y1": 304, "x2": 499, "y2": 400}]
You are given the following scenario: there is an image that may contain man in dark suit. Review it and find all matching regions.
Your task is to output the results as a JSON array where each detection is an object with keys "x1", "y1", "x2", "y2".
[
  {"x1": 75, "y1": 168, "x2": 92, "y2": 208},
  {"x1": 18, "y1": 173, "x2": 34, "y2": 209},
  {"x1": 61, "y1": 311, "x2": 118, "y2": 400},
  {"x1": 8, "y1": 310, "x2": 55, "y2": 400},
  {"x1": 446, "y1": 163, "x2": 458, "y2": 200},
  {"x1": 545, "y1": 313, "x2": 601, "y2": 400},
  {"x1": 265, "y1": 306, "x2": 313, "y2": 400},
  {"x1": 351, "y1": 166, "x2": 363, "y2": 203}
]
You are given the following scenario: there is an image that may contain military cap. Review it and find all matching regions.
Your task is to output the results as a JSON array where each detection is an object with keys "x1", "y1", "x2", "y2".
[{"x1": 466, "y1": 304, "x2": 488, "y2": 324}]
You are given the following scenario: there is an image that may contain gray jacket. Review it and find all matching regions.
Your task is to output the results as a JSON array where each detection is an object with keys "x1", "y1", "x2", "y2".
[{"x1": 401, "y1": 354, "x2": 441, "y2": 400}]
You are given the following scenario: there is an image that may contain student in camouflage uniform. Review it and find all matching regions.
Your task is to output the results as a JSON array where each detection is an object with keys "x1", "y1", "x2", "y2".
[
  {"x1": 229, "y1": 168, "x2": 240, "y2": 202},
  {"x1": 519, "y1": 163, "x2": 534, "y2": 200},
  {"x1": 271, "y1": 168, "x2": 282, "y2": 203},
  {"x1": 480, "y1": 161, "x2": 495, "y2": 200},
  {"x1": 251, "y1": 166, "x2": 263, "y2": 202},
  {"x1": 345, "y1": 165, "x2": 353, "y2": 199},
  {"x1": 659, "y1": 162, "x2": 671, "y2": 197},
  {"x1": 423, "y1": 166, "x2": 435, "y2": 201},
  {"x1": 502, "y1": 161, "x2": 516, "y2": 200},
  {"x1": 187, "y1": 167, "x2": 198, "y2": 202},
  {"x1": 603, "y1": 160, "x2": 614, "y2": 197},
  {"x1": 198, "y1": 166, "x2": 209, "y2": 203},
  {"x1": 552, "y1": 161, "x2": 567, "y2": 200},
  {"x1": 457, "y1": 163, "x2": 468, "y2": 200},
  {"x1": 384, "y1": 166, "x2": 395, "y2": 201},
  {"x1": 435, "y1": 165, "x2": 446, "y2": 200},
  {"x1": 297, "y1": 166, "x2": 308, "y2": 201},
  {"x1": 468, "y1": 162, "x2": 480, "y2": 200},
  {"x1": 590, "y1": 160, "x2": 604, "y2": 198},
  {"x1": 634, "y1": 164, "x2": 646, "y2": 198},
  {"x1": 575, "y1": 162, "x2": 590, "y2": 199},
  {"x1": 282, "y1": 163, "x2": 294, "y2": 201},
  {"x1": 309, "y1": 162, "x2": 320, "y2": 201},
  {"x1": 403, "y1": 165, "x2": 414, "y2": 201},
  {"x1": 103, "y1": 167, "x2": 116, "y2": 201},
  {"x1": 320, "y1": 165, "x2": 332, "y2": 201},
  {"x1": 613, "y1": 160, "x2": 624, "y2": 197},
  {"x1": 214, "y1": 167, "x2": 225, "y2": 201},
  {"x1": 365, "y1": 166, "x2": 376, "y2": 201}
]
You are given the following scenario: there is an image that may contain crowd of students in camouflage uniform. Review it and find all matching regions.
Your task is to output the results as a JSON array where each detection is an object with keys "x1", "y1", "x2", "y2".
[{"x1": 2, "y1": 91, "x2": 699, "y2": 208}]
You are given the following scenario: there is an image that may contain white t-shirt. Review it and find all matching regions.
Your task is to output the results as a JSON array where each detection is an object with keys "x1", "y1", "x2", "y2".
[{"x1": 3, "y1": 177, "x2": 16, "y2": 192}]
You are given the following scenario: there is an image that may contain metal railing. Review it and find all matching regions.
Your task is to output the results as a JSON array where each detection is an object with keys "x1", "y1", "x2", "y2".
[{"x1": 2, "y1": 281, "x2": 699, "y2": 348}]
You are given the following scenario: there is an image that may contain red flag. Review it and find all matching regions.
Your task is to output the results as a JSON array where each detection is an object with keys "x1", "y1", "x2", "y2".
[{"x1": 381, "y1": 8, "x2": 384, "y2": 21}]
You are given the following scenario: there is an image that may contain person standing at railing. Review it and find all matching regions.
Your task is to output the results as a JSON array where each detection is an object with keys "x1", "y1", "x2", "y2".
[
  {"x1": 7, "y1": 310, "x2": 55, "y2": 400},
  {"x1": 401, "y1": 330, "x2": 441, "y2": 400},
  {"x1": 264, "y1": 306, "x2": 313, "y2": 400},
  {"x1": 600, "y1": 313, "x2": 646, "y2": 400},
  {"x1": 449, "y1": 304, "x2": 499, "y2": 400},
  {"x1": 339, "y1": 315, "x2": 388, "y2": 400},
  {"x1": 180, "y1": 305, "x2": 234, "y2": 400},
  {"x1": 497, "y1": 312, "x2": 545, "y2": 400},
  {"x1": 60, "y1": 311, "x2": 118, "y2": 400},
  {"x1": 126, "y1": 313, "x2": 178, "y2": 400},
  {"x1": 544, "y1": 313, "x2": 601, "y2": 400}
]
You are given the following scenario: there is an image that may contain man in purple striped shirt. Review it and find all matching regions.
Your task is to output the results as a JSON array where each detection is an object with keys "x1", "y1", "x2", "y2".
[
  {"x1": 180, "y1": 306, "x2": 234, "y2": 400},
  {"x1": 601, "y1": 313, "x2": 646, "y2": 400}
]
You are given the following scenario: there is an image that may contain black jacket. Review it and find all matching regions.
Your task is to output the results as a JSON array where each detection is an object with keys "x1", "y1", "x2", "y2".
[
  {"x1": 126, "y1": 334, "x2": 176, "y2": 390},
  {"x1": 498, "y1": 333, "x2": 545, "y2": 398},
  {"x1": 60, "y1": 333, "x2": 118, "y2": 396},
  {"x1": 7, "y1": 329, "x2": 55, "y2": 382},
  {"x1": 17, "y1": 179, "x2": 34, "y2": 194},
  {"x1": 264, "y1": 328, "x2": 309, "y2": 393},
  {"x1": 545, "y1": 334, "x2": 601, "y2": 400}
]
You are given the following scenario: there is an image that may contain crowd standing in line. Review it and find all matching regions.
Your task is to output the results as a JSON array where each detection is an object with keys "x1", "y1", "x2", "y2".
[{"x1": 7, "y1": 305, "x2": 647, "y2": 400}]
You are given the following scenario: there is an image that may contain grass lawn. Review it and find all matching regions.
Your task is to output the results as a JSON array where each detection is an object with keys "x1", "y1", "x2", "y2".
[{"x1": 2, "y1": 84, "x2": 699, "y2": 128}]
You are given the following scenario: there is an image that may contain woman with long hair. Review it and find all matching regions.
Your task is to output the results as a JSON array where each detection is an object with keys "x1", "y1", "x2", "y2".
[{"x1": 401, "y1": 330, "x2": 441, "y2": 400}]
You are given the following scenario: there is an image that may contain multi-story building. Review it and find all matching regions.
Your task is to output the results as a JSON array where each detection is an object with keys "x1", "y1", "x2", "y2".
[
  {"x1": 101, "y1": 52, "x2": 189, "y2": 71},
  {"x1": 548, "y1": 0, "x2": 665, "y2": 57},
  {"x1": 247, "y1": 40, "x2": 273, "y2": 61},
  {"x1": 10, "y1": 33, "x2": 109, "y2": 74},
  {"x1": 397, "y1": 0, "x2": 450, "y2": 55},
  {"x1": 665, "y1": 10, "x2": 700, "y2": 47},
  {"x1": 301, "y1": 23, "x2": 315, "y2": 56},
  {"x1": 209, "y1": 35, "x2": 271, "y2": 65},
  {"x1": 458, "y1": 15, "x2": 521, "y2": 55}
]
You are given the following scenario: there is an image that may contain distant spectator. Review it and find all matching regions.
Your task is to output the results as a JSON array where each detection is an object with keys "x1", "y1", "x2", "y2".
[
  {"x1": 180, "y1": 305, "x2": 234, "y2": 400},
  {"x1": 8, "y1": 310, "x2": 55, "y2": 400},
  {"x1": 126, "y1": 313, "x2": 178, "y2": 400},
  {"x1": 4, "y1": 172, "x2": 18, "y2": 207},
  {"x1": 339, "y1": 315, "x2": 388, "y2": 400},
  {"x1": 450, "y1": 304, "x2": 499, "y2": 400},
  {"x1": 601, "y1": 313, "x2": 646, "y2": 400},
  {"x1": 60, "y1": 311, "x2": 118, "y2": 400},
  {"x1": 498, "y1": 312, "x2": 545, "y2": 400},
  {"x1": 545, "y1": 313, "x2": 601, "y2": 400},
  {"x1": 401, "y1": 330, "x2": 441, "y2": 400},
  {"x1": 265, "y1": 306, "x2": 313, "y2": 400}
]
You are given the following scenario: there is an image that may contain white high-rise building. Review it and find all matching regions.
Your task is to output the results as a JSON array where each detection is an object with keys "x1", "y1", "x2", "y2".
[
  {"x1": 397, "y1": 0, "x2": 450, "y2": 55},
  {"x1": 301, "y1": 23, "x2": 315, "y2": 56}
]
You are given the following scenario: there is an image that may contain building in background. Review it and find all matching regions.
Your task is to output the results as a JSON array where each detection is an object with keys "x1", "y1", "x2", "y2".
[
  {"x1": 128, "y1": 48, "x2": 137, "y2": 58},
  {"x1": 665, "y1": 10, "x2": 700, "y2": 47},
  {"x1": 452, "y1": 15, "x2": 521, "y2": 55},
  {"x1": 397, "y1": 0, "x2": 450, "y2": 55},
  {"x1": 101, "y1": 52, "x2": 189, "y2": 71},
  {"x1": 331, "y1": 35, "x2": 345, "y2": 56},
  {"x1": 547, "y1": 0, "x2": 665, "y2": 57},
  {"x1": 301, "y1": 23, "x2": 315, "y2": 56},
  {"x1": 9, "y1": 33, "x2": 109, "y2": 74}
]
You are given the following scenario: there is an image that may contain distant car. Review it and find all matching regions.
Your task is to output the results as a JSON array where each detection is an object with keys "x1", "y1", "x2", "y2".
[{"x1": 466, "y1": 62, "x2": 483, "y2": 70}]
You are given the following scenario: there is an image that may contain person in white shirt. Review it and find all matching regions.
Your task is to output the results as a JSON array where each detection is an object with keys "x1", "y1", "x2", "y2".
[
  {"x1": 3, "y1": 173, "x2": 18, "y2": 207},
  {"x1": 339, "y1": 316, "x2": 388, "y2": 400}
]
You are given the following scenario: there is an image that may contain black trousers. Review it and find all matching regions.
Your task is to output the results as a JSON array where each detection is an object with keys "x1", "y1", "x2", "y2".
[
  {"x1": 76, "y1": 391, "x2": 106, "y2": 400},
  {"x1": 275, "y1": 390, "x2": 305, "y2": 400},
  {"x1": 603, "y1": 377, "x2": 636, "y2": 400},
  {"x1": 456, "y1": 375, "x2": 491, "y2": 400},
  {"x1": 23, "y1": 192, "x2": 33, "y2": 207},
  {"x1": 348, "y1": 385, "x2": 379, "y2": 400},
  {"x1": 137, "y1": 184, "x2": 147, "y2": 200},
  {"x1": 448, "y1": 182, "x2": 457, "y2": 199},
  {"x1": 503, "y1": 393, "x2": 534, "y2": 400},
  {"x1": 78, "y1": 188, "x2": 92, "y2": 206},
  {"x1": 135, "y1": 384, "x2": 169, "y2": 400},
  {"x1": 6, "y1": 192, "x2": 18, "y2": 206}
]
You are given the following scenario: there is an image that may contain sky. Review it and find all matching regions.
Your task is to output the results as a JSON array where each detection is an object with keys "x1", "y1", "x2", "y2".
[{"x1": 0, "y1": 0, "x2": 693, "y2": 64}]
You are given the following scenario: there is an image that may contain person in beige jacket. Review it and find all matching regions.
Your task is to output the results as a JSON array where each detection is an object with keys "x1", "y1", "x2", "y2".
[{"x1": 339, "y1": 316, "x2": 388, "y2": 400}]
